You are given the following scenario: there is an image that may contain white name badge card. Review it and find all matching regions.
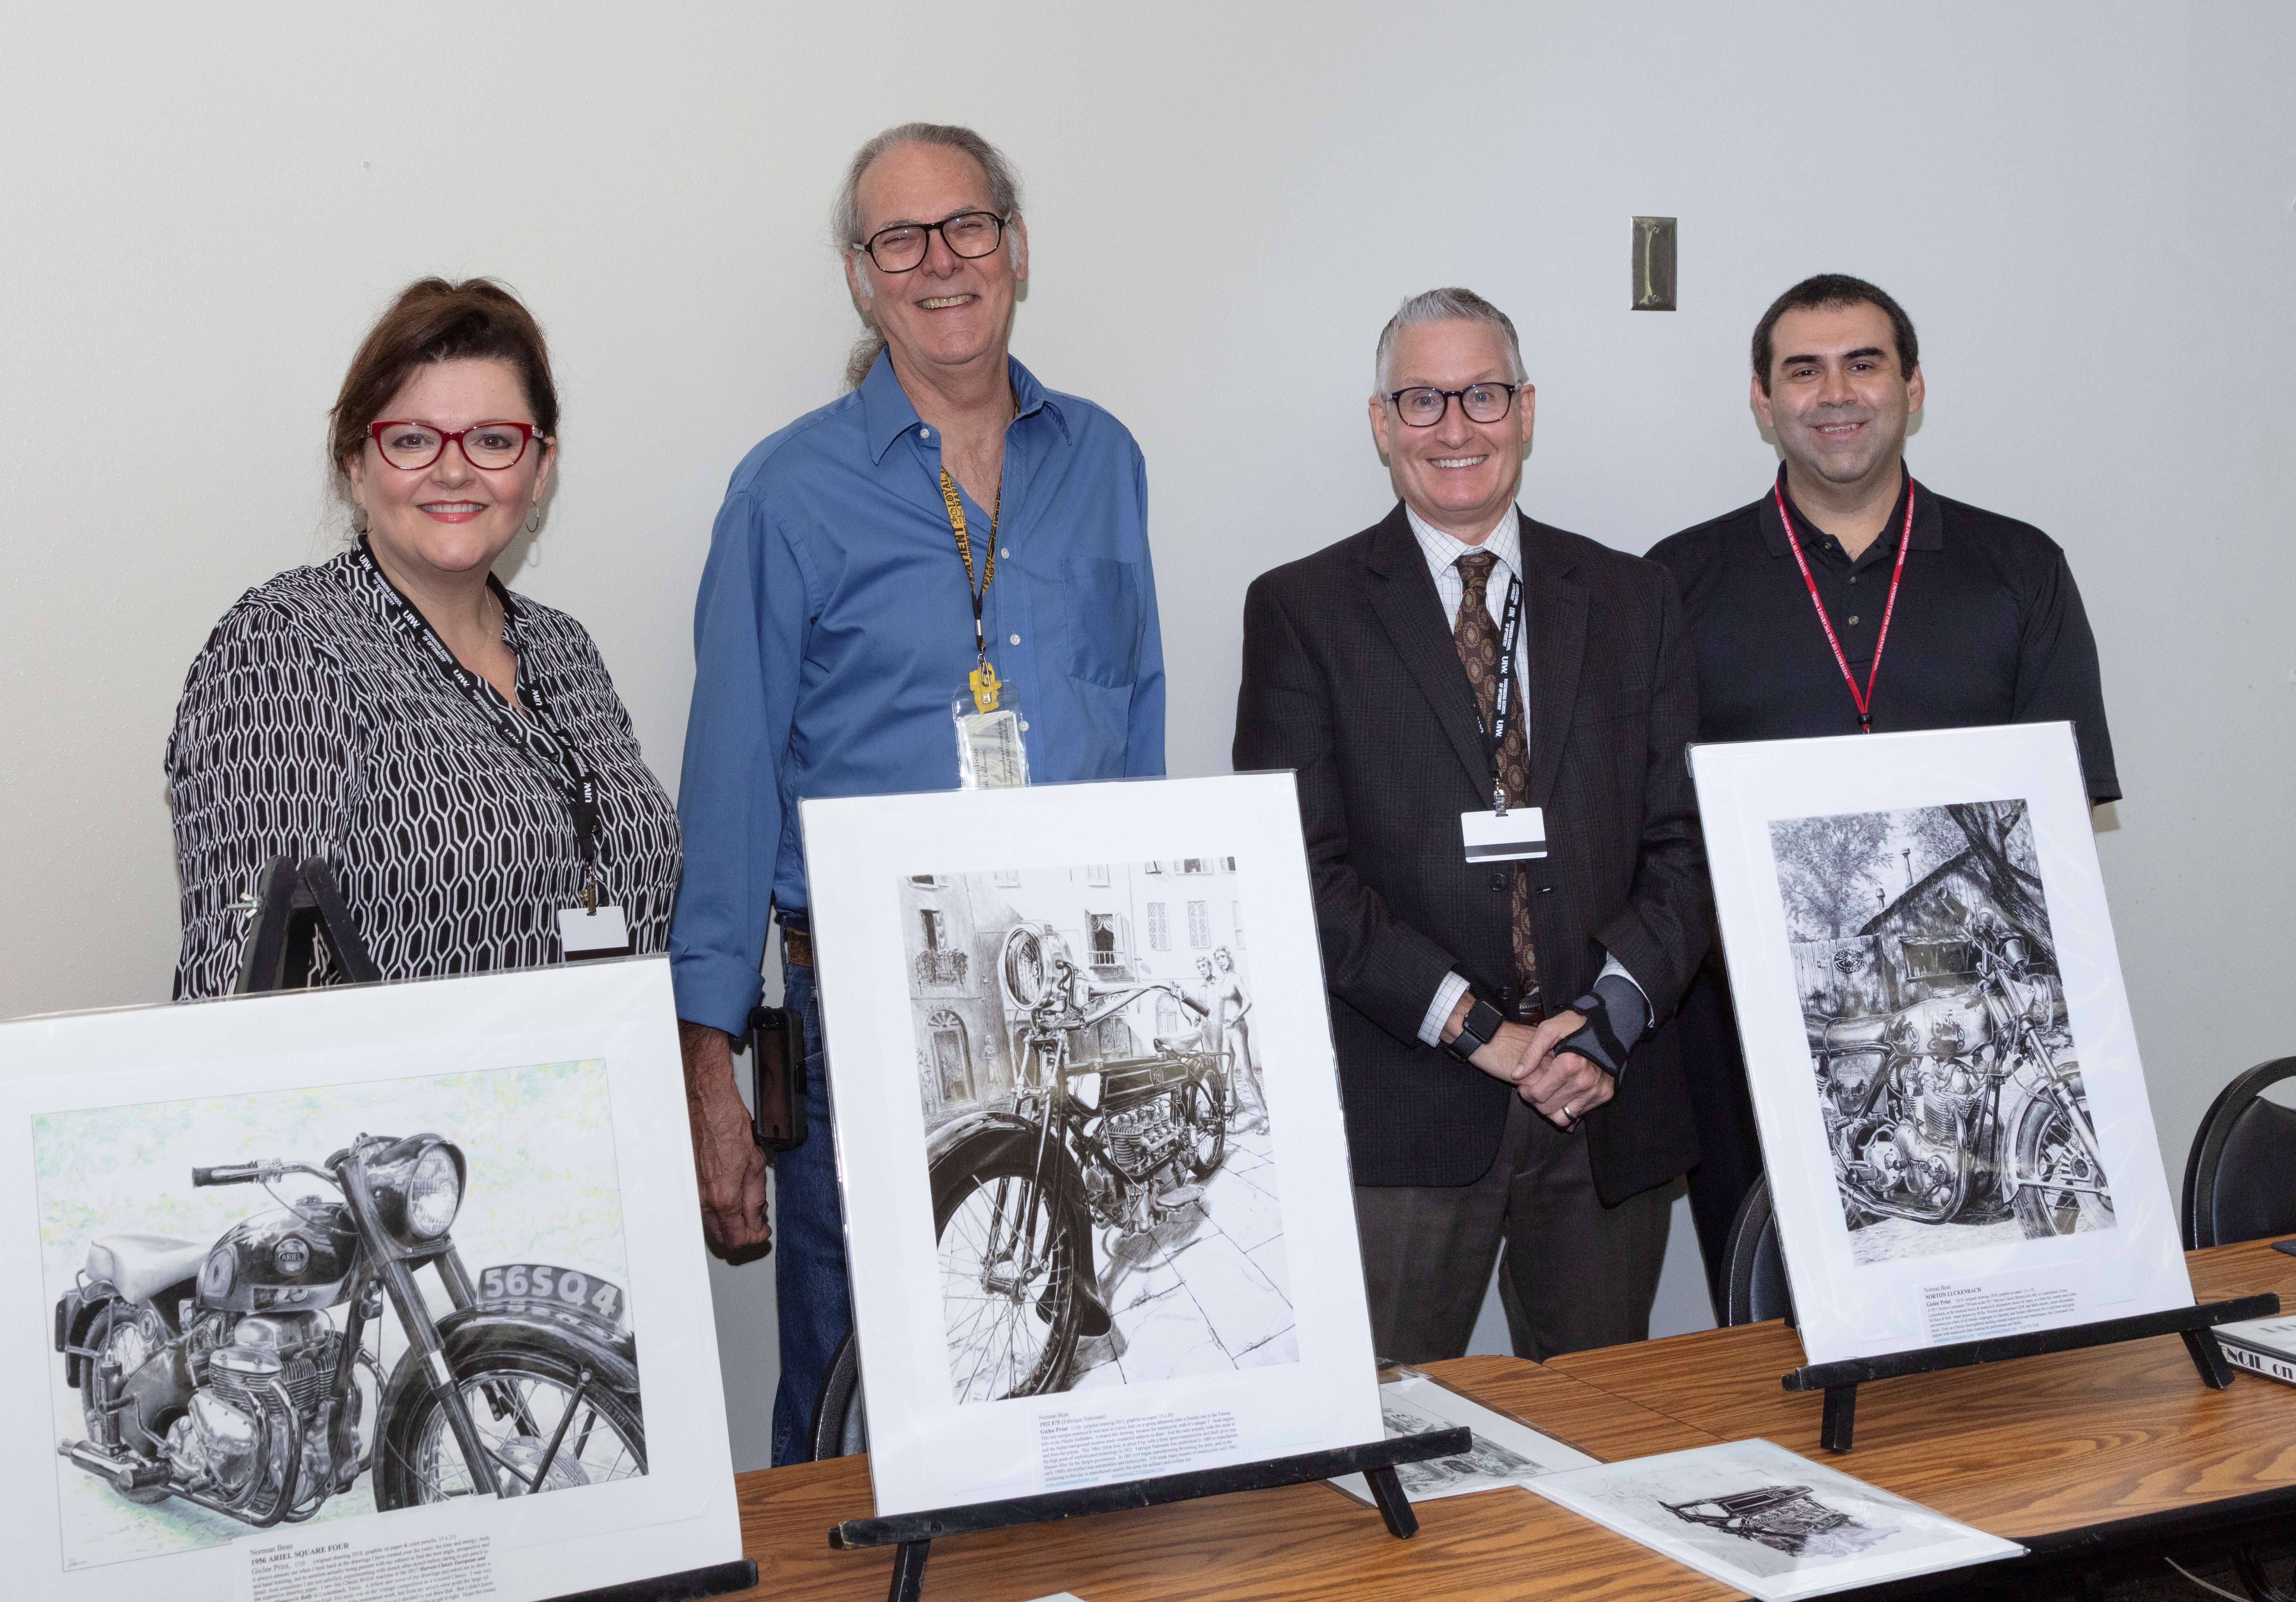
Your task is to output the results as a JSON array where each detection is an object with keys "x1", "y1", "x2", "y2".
[
  {"x1": 1461, "y1": 806, "x2": 1546, "y2": 862},
  {"x1": 559, "y1": 904, "x2": 633, "y2": 960}
]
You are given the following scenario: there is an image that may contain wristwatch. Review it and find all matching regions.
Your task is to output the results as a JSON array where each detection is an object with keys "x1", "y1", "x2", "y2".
[{"x1": 1443, "y1": 995, "x2": 1507, "y2": 1065}]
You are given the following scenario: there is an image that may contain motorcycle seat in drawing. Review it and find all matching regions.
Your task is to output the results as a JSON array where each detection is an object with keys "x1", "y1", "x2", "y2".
[{"x1": 84, "y1": 1234, "x2": 209, "y2": 1305}]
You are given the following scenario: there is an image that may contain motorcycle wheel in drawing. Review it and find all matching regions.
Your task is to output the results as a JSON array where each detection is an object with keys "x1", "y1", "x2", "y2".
[
  {"x1": 930, "y1": 1123, "x2": 1090, "y2": 1402},
  {"x1": 2009, "y1": 1067, "x2": 2114, "y2": 1237}
]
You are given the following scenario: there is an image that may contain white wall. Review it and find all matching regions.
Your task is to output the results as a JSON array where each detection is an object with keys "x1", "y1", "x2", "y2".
[{"x1": 4, "y1": 4, "x2": 2290, "y2": 1472}]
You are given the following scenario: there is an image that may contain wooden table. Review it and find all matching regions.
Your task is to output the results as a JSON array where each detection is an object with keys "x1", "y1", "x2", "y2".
[
  {"x1": 1548, "y1": 1238, "x2": 2296, "y2": 1566},
  {"x1": 728, "y1": 1359, "x2": 1743, "y2": 1600},
  {"x1": 725, "y1": 1242, "x2": 2296, "y2": 1600}
]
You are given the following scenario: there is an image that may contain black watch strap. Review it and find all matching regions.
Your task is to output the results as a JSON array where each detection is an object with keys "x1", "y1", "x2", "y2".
[{"x1": 1443, "y1": 996, "x2": 1507, "y2": 1064}]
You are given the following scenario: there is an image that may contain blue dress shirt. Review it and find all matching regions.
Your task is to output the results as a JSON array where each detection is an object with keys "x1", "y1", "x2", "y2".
[{"x1": 670, "y1": 349, "x2": 1167, "y2": 1035}]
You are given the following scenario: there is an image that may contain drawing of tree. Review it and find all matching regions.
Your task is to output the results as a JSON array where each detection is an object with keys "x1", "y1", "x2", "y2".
[{"x1": 1770, "y1": 812, "x2": 1891, "y2": 940}]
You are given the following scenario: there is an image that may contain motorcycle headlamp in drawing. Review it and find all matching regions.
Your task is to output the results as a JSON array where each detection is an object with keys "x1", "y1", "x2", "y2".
[{"x1": 365, "y1": 1134, "x2": 467, "y2": 1245}]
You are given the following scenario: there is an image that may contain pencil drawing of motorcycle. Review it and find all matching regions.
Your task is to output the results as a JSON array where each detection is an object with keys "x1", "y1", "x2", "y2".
[
  {"x1": 53, "y1": 1132, "x2": 644, "y2": 1525},
  {"x1": 1808, "y1": 909, "x2": 2113, "y2": 1237},
  {"x1": 928, "y1": 923, "x2": 1231, "y2": 1400}
]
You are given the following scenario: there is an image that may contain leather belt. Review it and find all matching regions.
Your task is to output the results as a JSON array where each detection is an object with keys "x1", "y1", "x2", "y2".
[{"x1": 781, "y1": 911, "x2": 813, "y2": 969}]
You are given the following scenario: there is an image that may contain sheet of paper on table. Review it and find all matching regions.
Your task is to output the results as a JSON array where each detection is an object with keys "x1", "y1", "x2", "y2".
[
  {"x1": 1327, "y1": 1370, "x2": 1598, "y2": 1506},
  {"x1": 1528, "y1": 1438, "x2": 2021, "y2": 1600}
]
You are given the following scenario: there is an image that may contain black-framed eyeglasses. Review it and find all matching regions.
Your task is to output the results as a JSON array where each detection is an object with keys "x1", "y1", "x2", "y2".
[
  {"x1": 1386, "y1": 383, "x2": 1524, "y2": 428},
  {"x1": 857, "y1": 210, "x2": 1009, "y2": 273},
  {"x1": 367, "y1": 419, "x2": 548, "y2": 471}
]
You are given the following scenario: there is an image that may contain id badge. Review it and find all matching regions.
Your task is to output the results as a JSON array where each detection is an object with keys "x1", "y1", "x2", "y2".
[
  {"x1": 1461, "y1": 806, "x2": 1546, "y2": 862},
  {"x1": 558, "y1": 904, "x2": 634, "y2": 961},
  {"x1": 952, "y1": 688, "x2": 1031, "y2": 790}
]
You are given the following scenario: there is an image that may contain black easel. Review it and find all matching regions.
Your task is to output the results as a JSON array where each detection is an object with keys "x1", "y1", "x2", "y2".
[
  {"x1": 831, "y1": 1426, "x2": 1472, "y2": 1602},
  {"x1": 1784, "y1": 1293, "x2": 2282, "y2": 1451},
  {"x1": 234, "y1": 856, "x2": 382, "y2": 992},
  {"x1": 231, "y1": 858, "x2": 761, "y2": 1601}
]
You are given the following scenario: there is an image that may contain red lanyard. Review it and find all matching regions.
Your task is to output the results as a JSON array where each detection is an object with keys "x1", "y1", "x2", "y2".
[{"x1": 1774, "y1": 479, "x2": 1916, "y2": 733}]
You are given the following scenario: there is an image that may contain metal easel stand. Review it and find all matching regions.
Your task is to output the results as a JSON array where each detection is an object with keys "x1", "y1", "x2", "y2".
[
  {"x1": 830, "y1": 1426, "x2": 1472, "y2": 1602},
  {"x1": 539, "y1": 1562, "x2": 760, "y2": 1602},
  {"x1": 233, "y1": 861, "x2": 760, "y2": 1600},
  {"x1": 1784, "y1": 1294, "x2": 2283, "y2": 1452}
]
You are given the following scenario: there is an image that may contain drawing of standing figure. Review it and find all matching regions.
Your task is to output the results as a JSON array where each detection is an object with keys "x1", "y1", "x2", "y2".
[{"x1": 1214, "y1": 947, "x2": 1266, "y2": 1133}]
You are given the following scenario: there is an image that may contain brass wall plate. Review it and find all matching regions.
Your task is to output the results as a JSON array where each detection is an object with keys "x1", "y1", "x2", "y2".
[{"x1": 1633, "y1": 216, "x2": 1677, "y2": 310}]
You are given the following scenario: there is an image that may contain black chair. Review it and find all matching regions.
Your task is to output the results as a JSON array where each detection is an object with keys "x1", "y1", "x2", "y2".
[
  {"x1": 807, "y1": 1328, "x2": 868, "y2": 1461},
  {"x1": 2182, "y1": 1057, "x2": 2296, "y2": 1250},
  {"x1": 1720, "y1": 1176, "x2": 1796, "y2": 1328}
]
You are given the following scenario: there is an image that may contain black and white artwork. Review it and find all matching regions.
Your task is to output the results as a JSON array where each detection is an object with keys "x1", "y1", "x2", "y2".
[
  {"x1": 1329, "y1": 1371, "x2": 1596, "y2": 1506},
  {"x1": 899, "y1": 859, "x2": 1296, "y2": 1402},
  {"x1": 1769, "y1": 797, "x2": 2115, "y2": 1266},
  {"x1": 1531, "y1": 1439, "x2": 2021, "y2": 1599},
  {"x1": 804, "y1": 775, "x2": 1383, "y2": 1518},
  {"x1": 1694, "y1": 725, "x2": 2192, "y2": 1366}
]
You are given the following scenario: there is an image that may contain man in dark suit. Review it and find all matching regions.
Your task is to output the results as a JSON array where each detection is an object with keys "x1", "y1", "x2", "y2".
[{"x1": 1234, "y1": 288, "x2": 1711, "y2": 1362}]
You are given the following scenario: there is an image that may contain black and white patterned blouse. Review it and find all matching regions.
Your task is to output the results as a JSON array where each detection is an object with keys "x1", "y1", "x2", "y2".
[{"x1": 166, "y1": 548, "x2": 682, "y2": 999}]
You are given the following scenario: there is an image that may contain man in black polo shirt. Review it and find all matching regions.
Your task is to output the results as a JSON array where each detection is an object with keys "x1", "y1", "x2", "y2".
[{"x1": 1648, "y1": 273, "x2": 2120, "y2": 1309}]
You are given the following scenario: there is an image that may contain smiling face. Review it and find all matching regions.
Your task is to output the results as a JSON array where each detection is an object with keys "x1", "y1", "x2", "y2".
[
  {"x1": 1368, "y1": 319, "x2": 1534, "y2": 543},
  {"x1": 344, "y1": 358, "x2": 553, "y2": 590},
  {"x1": 1752, "y1": 301, "x2": 1924, "y2": 495},
  {"x1": 844, "y1": 141, "x2": 1026, "y2": 387}
]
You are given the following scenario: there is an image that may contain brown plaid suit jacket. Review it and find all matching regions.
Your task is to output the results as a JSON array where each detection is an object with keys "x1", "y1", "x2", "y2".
[{"x1": 1234, "y1": 504, "x2": 1712, "y2": 1202}]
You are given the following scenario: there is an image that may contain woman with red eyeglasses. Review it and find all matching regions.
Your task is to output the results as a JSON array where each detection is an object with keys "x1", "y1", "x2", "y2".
[{"x1": 166, "y1": 277, "x2": 680, "y2": 996}]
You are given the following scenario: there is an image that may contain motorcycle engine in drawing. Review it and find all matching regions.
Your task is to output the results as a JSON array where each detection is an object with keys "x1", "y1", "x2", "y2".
[
  {"x1": 1101, "y1": 1092, "x2": 1185, "y2": 1181},
  {"x1": 1835, "y1": 1001, "x2": 1999, "y2": 1216},
  {"x1": 164, "y1": 1310, "x2": 356, "y2": 1507}
]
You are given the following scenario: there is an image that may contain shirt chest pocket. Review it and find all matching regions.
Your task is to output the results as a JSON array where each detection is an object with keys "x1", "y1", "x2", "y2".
[{"x1": 1059, "y1": 557, "x2": 1143, "y2": 689}]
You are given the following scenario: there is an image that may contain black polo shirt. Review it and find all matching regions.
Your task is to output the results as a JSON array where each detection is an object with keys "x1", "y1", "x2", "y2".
[{"x1": 1648, "y1": 466, "x2": 2120, "y2": 802}]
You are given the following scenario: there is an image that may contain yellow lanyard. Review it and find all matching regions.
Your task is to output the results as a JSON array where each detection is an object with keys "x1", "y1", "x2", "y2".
[{"x1": 940, "y1": 468, "x2": 1005, "y2": 711}]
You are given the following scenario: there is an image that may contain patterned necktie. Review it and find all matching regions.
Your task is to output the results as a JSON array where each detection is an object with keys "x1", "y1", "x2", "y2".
[{"x1": 1453, "y1": 550, "x2": 1539, "y2": 1008}]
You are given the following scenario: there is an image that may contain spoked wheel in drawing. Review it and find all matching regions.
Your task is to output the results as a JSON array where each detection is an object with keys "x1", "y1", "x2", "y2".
[{"x1": 931, "y1": 1126, "x2": 1086, "y2": 1402}]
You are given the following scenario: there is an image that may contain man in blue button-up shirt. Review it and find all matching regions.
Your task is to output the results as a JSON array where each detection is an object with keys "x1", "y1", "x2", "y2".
[{"x1": 669, "y1": 122, "x2": 1165, "y2": 1464}]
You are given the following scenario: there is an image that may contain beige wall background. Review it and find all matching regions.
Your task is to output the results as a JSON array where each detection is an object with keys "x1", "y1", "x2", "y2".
[{"x1": 4, "y1": 3, "x2": 2290, "y2": 1471}]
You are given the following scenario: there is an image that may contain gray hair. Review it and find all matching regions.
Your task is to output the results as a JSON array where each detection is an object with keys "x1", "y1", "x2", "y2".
[
  {"x1": 1372, "y1": 287, "x2": 1527, "y2": 396},
  {"x1": 834, "y1": 122, "x2": 1025, "y2": 390}
]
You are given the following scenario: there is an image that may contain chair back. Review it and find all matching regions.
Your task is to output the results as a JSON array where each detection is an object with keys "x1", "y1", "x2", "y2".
[
  {"x1": 807, "y1": 1328, "x2": 868, "y2": 1461},
  {"x1": 1722, "y1": 1176, "x2": 1796, "y2": 1328},
  {"x1": 2182, "y1": 1057, "x2": 2296, "y2": 1250}
]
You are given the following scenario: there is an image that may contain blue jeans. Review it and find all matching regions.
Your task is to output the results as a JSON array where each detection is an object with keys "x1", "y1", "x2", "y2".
[{"x1": 769, "y1": 959, "x2": 852, "y2": 1466}]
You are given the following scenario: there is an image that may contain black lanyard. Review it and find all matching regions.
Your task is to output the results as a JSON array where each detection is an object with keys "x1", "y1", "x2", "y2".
[
  {"x1": 354, "y1": 539, "x2": 603, "y2": 905},
  {"x1": 1464, "y1": 573, "x2": 1524, "y2": 814}
]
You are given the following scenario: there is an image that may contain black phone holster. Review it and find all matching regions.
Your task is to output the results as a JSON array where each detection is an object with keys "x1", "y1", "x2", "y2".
[{"x1": 740, "y1": 1003, "x2": 809, "y2": 1153}]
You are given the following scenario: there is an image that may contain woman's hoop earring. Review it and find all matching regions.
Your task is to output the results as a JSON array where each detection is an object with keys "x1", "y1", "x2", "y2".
[{"x1": 525, "y1": 506, "x2": 544, "y2": 535}]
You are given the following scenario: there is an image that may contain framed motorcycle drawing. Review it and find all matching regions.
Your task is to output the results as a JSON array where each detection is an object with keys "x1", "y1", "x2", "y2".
[
  {"x1": 1692, "y1": 722, "x2": 2193, "y2": 1365},
  {"x1": 800, "y1": 773, "x2": 1383, "y2": 1519},
  {"x1": 0, "y1": 959, "x2": 743, "y2": 1602}
]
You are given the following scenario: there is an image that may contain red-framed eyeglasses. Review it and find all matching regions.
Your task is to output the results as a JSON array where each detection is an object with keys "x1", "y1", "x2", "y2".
[{"x1": 368, "y1": 420, "x2": 550, "y2": 472}]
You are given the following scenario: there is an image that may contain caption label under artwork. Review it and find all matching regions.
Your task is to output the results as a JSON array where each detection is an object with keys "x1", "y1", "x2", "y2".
[
  {"x1": 242, "y1": 1525, "x2": 495, "y2": 1602},
  {"x1": 1920, "y1": 1274, "x2": 2082, "y2": 1344},
  {"x1": 1038, "y1": 1408, "x2": 1239, "y2": 1487}
]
